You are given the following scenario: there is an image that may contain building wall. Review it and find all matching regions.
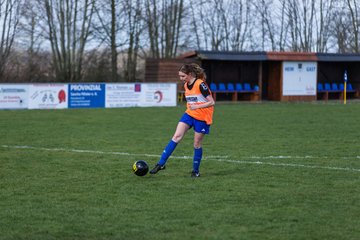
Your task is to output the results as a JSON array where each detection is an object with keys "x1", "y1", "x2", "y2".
[
  {"x1": 267, "y1": 62, "x2": 281, "y2": 101},
  {"x1": 145, "y1": 52, "x2": 360, "y2": 102},
  {"x1": 145, "y1": 58, "x2": 196, "y2": 83}
]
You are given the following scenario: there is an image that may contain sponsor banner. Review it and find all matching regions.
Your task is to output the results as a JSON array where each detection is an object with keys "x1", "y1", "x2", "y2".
[
  {"x1": 68, "y1": 83, "x2": 105, "y2": 108},
  {"x1": 105, "y1": 83, "x2": 177, "y2": 108},
  {"x1": 28, "y1": 84, "x2": 68, "y2": 109},
  {"x1": 0, "y1": 84, "x2": 29, "y2": 109},
  {"x1": 106, "y1": 83, "x2": 142, "y2": 108},
  {"x1": 140, "y1": 83, "x2": 177, "y2": 107},
  {"x1": 283, "y1": 62, "x2": 317, "y2": 96}
]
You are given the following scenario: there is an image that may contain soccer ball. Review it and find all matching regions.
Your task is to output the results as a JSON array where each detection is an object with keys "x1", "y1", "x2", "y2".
[{"x1": 132, "y1": 160, "x2": 149, "y2": 176}]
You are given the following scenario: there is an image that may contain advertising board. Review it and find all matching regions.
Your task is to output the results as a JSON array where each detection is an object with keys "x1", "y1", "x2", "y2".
[
  {"x1": 28, "y1": 84, "x2": 68, "y2": 109},
  {"x1": 0, "y1": 84, "x2": 29, "y2": 109},
  {"x1": 106, "y1": 83, "x2": 177, "y2": 108},
  {"x1": 283, "y1": 62, "x2": 317, "y2": 96},
  {"x1": 68, "y1": 83, "x2": 105, "y2": 108}
]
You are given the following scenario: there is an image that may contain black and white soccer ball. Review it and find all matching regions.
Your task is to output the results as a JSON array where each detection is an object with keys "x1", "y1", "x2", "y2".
[{"x1": 132, "y1": 160, "x2": 149, "y2": 176}]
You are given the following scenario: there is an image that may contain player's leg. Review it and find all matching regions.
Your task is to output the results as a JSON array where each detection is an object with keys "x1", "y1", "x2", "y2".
[
  {"x1": 150, "y1": 122, "x2": 190, "y2": 174},
  {"x1": 191, "y1": 120, "x2": 210, "y2": 177},
  {"x1": 191, "y1": 132, "x2": 205, "y2": 177},
  {"x1": 171, "y1": 121, "x2": 191, "y2": 143}
]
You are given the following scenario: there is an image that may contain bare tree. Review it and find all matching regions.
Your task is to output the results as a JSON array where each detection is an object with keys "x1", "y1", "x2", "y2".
[
  {"x1": 276, "y1": 0, "x2": 289, "y2": 51},
  {"x1": 188, "y1": 0, "x2": 211, "y2": 50},
  {"x1": 330, "y1": 0, "x2": 353, "y2": 53},
  {"x1": 0, "y1": 0, "x2": 21, "y2": 80},
  {"x1": 123, "y1": 0, "x2": 145, "y2": 81},
  {"x1": 189, "y1": 0, "x2": 253, "y2": 51},
  {"x1": 109, "y1": 0, "x2": 118, "y2": 81},
  {"x1": 145, "y1": 0, "x2": 185, "y2": 58},
  {"x1": 188, "y1": 1, "x2": 203, "y2": 50},
  {"x1": 190, "y1": 0, "x2": 226, "y2": 51},
  {"x1": 4, "y1": 0, "x2": 360, "y2": 84},
  {"x1": 284, "y1": 0, "x2": 316, "y2": 52},
  {"x1": 199, "y1": 0, "x2": 227, "y2": 51},
  {"x1": 144, "y1": 0, "x2": 159, "y2": 58},
  {"x1": 17, "y1": 0, "x2": 50, "y2": 81},
  {"x1": 93, "y1": 0, "x2": 128, "y2": 81},
  {"x1": 314, "y1": 0, "x2": 335, "y2": 52},
  {"x1": 94, "y1": 0, "x2": 146, "y2": 82},
  {"x1": 253, "y1": 0, "x2": 277, "y2": 50},
  {"x1": 82, "y1": 48, "x2": 112, "y2": 82},
  {"x1": 224, "y1": 0, "x2": 252, "y2": 51},
  {"x1": 346, "y1": 0, "x2": 359, "y2": 53},
  {"x1": 332, "y1": 13, "x2": 351, "y2": 53},
  {"x1": 37, "y1": 0, "x2": 96, "y2": 82}
]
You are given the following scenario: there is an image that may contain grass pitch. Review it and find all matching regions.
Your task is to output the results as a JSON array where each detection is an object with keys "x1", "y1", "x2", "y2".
[{"x1": 1, "y1": 101, "x2": 360, "y2": 239}]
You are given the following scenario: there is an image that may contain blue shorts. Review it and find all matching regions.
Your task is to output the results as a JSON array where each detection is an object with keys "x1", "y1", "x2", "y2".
[{"x1": 179, "y1": 113, "x2": 210, "y2": 134}]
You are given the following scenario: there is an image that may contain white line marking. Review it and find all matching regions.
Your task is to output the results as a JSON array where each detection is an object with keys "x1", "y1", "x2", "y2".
[
  {"x1": 1, "y1": 145, "x2": 360, "y2": 172},
  {"x1": 249, "y1": 155, "x2": 360, "y2": 160},
  {"x1": 0, "y1": 145, "x2": 228, "y2": 160},
  {"x1": 215, "y1": 159, "x2": 360, "y2": 172}
]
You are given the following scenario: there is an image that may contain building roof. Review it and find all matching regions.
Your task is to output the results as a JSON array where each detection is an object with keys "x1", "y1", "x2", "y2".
[
  {"x1": 181, "y1": 50, "x2": 267, "y2": 61},
  {"x1": 267, "y1": 51, "x2": 317, "y2": 61},
  {"x1": 179, "y1": 50, "x2": 360, "y2": 62},
  {"x1": 316, "y1": 53, "x2": 360, "y2": 62}
]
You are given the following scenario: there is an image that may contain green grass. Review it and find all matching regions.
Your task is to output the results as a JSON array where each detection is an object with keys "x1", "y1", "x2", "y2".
[{"x1": 1, "y1": 101, "x2": 360, "y2": 239}]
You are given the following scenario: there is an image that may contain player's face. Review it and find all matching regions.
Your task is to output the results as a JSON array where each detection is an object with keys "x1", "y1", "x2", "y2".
[{"x1": 178, "y1": 71, "x2": 192, "y2": 83}]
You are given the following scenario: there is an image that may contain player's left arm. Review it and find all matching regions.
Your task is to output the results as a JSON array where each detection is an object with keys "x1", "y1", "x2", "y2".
[{"x1": 190, "y1": 82, "x2": 215, "y2": 110}]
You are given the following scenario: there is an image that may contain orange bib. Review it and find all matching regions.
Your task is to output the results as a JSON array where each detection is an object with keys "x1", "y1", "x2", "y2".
[{"x1": 184, "y1": 79, "x2": 214, "y2": 125}]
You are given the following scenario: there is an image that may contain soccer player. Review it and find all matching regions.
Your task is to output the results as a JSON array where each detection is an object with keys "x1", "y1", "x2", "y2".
[{"x1": 150, "y1": 63, "x2": 215, "y2": 177}]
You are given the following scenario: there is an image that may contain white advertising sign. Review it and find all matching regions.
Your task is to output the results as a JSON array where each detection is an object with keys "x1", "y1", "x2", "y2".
[
  {"x1": 0, "y1": 84, "x2": 29, "y2": 109},
  {"x1": 28, "y1": 84, "x2": 68, "y2": 109},
  {"x1": 140, "y1": 83, "x2": 177, "y2": 107},
  {"x1": 283, "y1": 62, "x2": 317, "y2": 96},
  {"x1": 106, "y1": 83, "x2": 177, "y2": 108},
  {"x1": 106, "y1": 83, "x2": 142, "y2": 107}
]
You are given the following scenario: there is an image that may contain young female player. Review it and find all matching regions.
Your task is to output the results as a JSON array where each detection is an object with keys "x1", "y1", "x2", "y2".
[{"x1": 150, "y1": 63, "x2": 215, "y2": 177}]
